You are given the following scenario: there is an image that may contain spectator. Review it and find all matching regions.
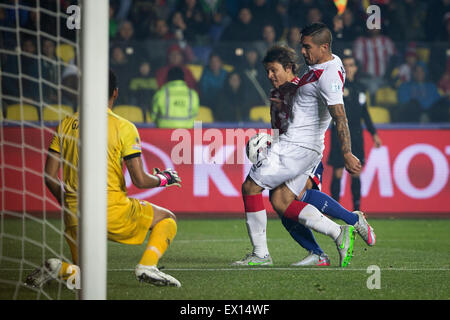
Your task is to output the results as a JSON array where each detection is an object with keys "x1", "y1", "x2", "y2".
[
  {"x1": 199, "y1": 53, "x2": 228, "y2": 112},
  {"x1": 113, "y1": 20, "x2": 143, "y2": 67},
  {"x1": 151, "y1": 66, "x2": 199, "y2": 128},
  {"x1": 129, "y1": 62, "x2": 158, "y2": 111},
  {"x1": 110, "y1": 0, "x2": 133, "y2": 21},
  {"x1": 429, "y1": 15, "x2": 450, "y2": 83},
  {"x1": 440, "y1": 12, "x2": 450, "y2": 41},
  {"x1": 249, "y1": 0, "x2": 273, "y2": 33},
  {"x1": 288, "y1": 0, "x2": 316, "y2": 28},
  {"x1": 397, "y1": 63, "x2": 442, "y2": 122},
  {"x1": 128, "y1": 1, "x2": 159, "y2": 40},
  {"x1": 115, "y1": 20, "x2": 135, "y2": 43},
  {"x1": 431, "y1": 58, "x2": 450, "y2": 122},
  {"x1": 238, "y1": 47, "x2": 271, "y2": 110},
  {"x1": 383, "y1": 0, "x2": 408, "y2": 41},
  {"x1": 155, "y1": 44, "x2": 197, "y2": 90},
  {"x1": 208, "y1": 7, "x2": 231, "y2": 44},
  {"x1": 306, "y1": 7, "x2": 323, "y2": 26},
  {"x1": 289, "y1": 0, "x2": 336, "y2": 28},
  {"x1": 391, "y1": 43, "x2": 419, "y2": 88},
  {"x1": 332, "y1": 9, "x2": 363, "y2": 43},
  {"x1": 286, "y1": 25, "x2": 302, "y2": 53},
  {"x1": 169, "y1": 11, "x2": 197, "y2": 46},
  {"x1": 274, "y1": 1, "x2": 289, "y2": 39},
  {"x1": 151, "y1": 18, "x2": 175, "y2": 40},
  {"x1": 109, "y1": 4, "x2": 119, "y2": 39},
  {"x1": 41, "y1": 38, "x2": 59, "y2": 104},
  {"x1": 353, "y1": 29, "x2": 396, "y2": 94},
  {"x1": 110, "y1": 46, "x2": 132, "y2": 105},
  {"x1": 21, "y1": 37, "x2": 39, "y2": 102},
  {"x1": 438, "y1": 58, "x2": 450, "y2": 95},
  {"x1": 216, "y1": 72, "x2": 251, "y2": 122},
  {"x1": 221, "y1": 7, "x2": 261, "y2": 42},
  {"x1": 255, "y1": 24, "x2": 278, "y2": 58},
  {"x1": 61, "y1": 62, "x2": 79, "y2": 109},
  {"x1": 425, "y1": 0, "x2": 450, "y2": 41},
  {"x1": 174, "y1": 0, "x2": 210, "y2": 42},
  {"x1": 1, "y1": 51, "x2": 19, "y2": 101},
  {"x1": 403, "y1": 0, "x2": 427, "y2": 41}
]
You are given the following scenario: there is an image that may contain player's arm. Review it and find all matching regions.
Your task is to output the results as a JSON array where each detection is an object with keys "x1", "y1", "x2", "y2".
[
  {"x1": 125, "y1": 155, "x2": 181, "y2": 188},
  {"x1": 328, "y1": 103, "x2": 361, "y2": 174},
  {"x1": 361, "y1": 98, "x2": 382, "y2": 148},
  {"x1": 44, "y1": 150, "x2": 64, "y2": 206}
]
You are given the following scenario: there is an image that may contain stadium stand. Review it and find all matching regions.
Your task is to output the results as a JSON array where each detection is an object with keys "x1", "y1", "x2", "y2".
[
  {"x1": 196, "y1": 106, "x2": 214, "y2": 122},
  {"x1": 112, "y1": 105, "x2": 145, "y2": 123},
  {"x1": 6, "y1": 104, "x2": 39, "y2": 121},
  {"x1": 43, "y1": 105, "x2": 74, "y2": 122},
  {"x1": 367, "y1": 106, "x2": 391, "y2": 124},
  {"x1": 249, "y1": 106, "x2": 271, "y2": 123}
]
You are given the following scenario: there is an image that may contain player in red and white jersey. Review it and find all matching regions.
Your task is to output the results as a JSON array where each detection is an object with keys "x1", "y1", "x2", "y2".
[{"x1": 235, "y1": 23, "x2": 376, "y2": 268}]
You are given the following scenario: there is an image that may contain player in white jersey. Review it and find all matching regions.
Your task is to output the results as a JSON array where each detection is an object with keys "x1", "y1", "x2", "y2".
[{"x1": 236, "y1": 23, "x2": 376, "y2": 268}]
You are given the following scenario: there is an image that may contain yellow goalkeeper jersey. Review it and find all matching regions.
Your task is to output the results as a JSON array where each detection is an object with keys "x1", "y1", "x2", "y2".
[{"x1": 49, "y1": 108, "x2": 143, "y2": 229}]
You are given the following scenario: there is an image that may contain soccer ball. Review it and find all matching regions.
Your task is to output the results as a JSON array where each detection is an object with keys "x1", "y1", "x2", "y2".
[{"x1": 246, "y1": 133, "x2": 273, "y2": 164}]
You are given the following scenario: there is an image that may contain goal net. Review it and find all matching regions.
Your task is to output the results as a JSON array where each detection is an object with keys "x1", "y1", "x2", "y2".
[{"x1": 0, "y1": 0, "x2": 108, "y2": 300}]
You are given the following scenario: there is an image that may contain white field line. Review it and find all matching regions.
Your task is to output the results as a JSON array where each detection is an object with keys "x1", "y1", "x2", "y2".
[
  {"x1": 1, "y1": 267, "x2": 449, "y2": 272},
  {"x1": 174, "y1": 238, "x2": 450, "y2": 243}
]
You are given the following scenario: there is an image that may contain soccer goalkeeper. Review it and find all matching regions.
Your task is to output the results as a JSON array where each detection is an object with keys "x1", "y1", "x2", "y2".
[{"x1": 26, "y1": 70, "x2": 182, "y2": 288}]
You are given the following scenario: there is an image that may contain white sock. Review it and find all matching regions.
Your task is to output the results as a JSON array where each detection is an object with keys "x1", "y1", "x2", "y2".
[
  {"x1": 245, "y1": 210, "x2": 269, "y2": 258},
  {"x1": 297, "y1": 204, "x2": 341, "y2": 240}
]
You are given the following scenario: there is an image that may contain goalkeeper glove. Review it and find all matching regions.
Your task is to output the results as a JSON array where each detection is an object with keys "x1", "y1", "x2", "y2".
[{"x1": 153, "y1": 168, "x2": 181, "y2": 188}]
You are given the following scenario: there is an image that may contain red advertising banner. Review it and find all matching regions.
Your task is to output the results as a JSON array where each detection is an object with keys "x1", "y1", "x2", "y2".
[{"x1": 1, "y1": 127, "x2": 449, "y2": 216}]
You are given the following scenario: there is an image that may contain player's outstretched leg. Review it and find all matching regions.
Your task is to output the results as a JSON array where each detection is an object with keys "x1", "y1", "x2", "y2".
[
  {"x1": 301, "y1": 189, "x2": 376, "y2": 246},
  {"x1": 273, "y1": 185, "x2": 355, "y2": 267},
  {"x1": 135, "y1": 206, "x2": 181, "y2": 287}
]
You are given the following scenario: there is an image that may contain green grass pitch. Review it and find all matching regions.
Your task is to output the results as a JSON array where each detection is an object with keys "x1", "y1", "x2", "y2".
[{"x1": 1, "y1": 217, "x2": 449, "y2": 300}]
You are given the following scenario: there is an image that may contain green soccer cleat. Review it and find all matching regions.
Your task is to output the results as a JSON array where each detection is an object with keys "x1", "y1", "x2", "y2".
[
  {"x1": 231, "y1": 253, "x2": 273, "y2": 266},
  {"x1": 335, "y1": 225, "x2": 356, "y2": 268}
]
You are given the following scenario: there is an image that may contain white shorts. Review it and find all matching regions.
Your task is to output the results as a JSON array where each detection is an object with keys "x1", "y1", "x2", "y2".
[{"x1": 249, "y1": 140, "x2": 322, "y2": 197}]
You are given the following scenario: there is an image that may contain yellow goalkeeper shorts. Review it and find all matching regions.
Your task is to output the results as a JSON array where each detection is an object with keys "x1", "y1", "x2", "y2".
[{"x1": 107, "y1": 196, "x2": 154, "y2": 245}]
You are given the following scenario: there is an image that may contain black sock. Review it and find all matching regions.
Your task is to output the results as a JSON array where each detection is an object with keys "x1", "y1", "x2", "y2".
[
  {"x1": 331, "y1": 175, "x2": 341, "y2": 202},
  {"x1": 351, "y1": 177, "x2": 361, "y2": 211}
]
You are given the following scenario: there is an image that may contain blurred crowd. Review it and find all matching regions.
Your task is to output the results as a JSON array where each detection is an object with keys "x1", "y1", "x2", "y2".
[{"x1": 1, "y1": 0, "x2": 450, "y2": 124}]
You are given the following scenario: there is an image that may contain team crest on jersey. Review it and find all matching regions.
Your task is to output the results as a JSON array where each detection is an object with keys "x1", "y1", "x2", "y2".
[{"x1": 132, "y1": 137, "x2": 142, "y2": 151}]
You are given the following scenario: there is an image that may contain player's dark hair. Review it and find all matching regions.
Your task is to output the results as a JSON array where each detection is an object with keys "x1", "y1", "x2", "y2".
[
  {"x1": 262, "y1": 45, "x2": 300, "y2": 75},
  {"x1": 167, "y1": 66, "x2": 185, "y2": 81},
  {"x1": 301, "y1": 22, "x2": 332, "y2": 51},
  {"x1": 109, "y1": 69, "x2": 117, "y2": 99}
]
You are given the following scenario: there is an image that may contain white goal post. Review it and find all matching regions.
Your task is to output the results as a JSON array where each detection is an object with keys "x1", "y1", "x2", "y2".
[{"x1": 79, "y1": 0, "x2": 109, "y2": 300}]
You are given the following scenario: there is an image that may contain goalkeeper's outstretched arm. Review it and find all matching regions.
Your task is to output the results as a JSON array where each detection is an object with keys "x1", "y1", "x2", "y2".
[{"x1": 125, "y1": 156, "x2": 181, "y2": 188}]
